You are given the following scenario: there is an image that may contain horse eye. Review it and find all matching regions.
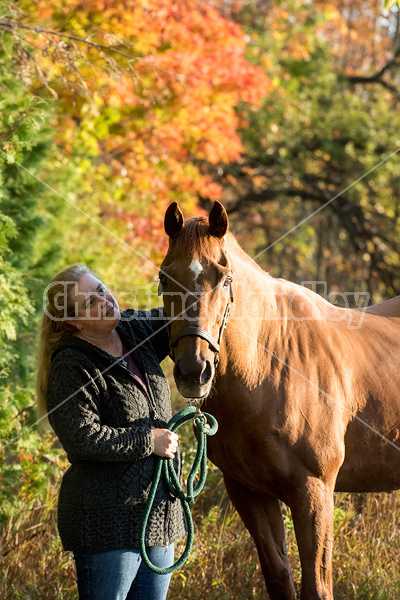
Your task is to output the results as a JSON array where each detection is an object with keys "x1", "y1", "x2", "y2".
[
  {"x1": 159, "y1": 274, "x2": 167, "y2": 287},
  {"x1": 223, "y1": 276, "x2": 232, "y2": 288}
]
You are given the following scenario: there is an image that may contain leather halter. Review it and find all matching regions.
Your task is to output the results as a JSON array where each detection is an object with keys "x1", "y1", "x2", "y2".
[{"x1": 169, "y1": 274, "x2": 234, "y2": 366}]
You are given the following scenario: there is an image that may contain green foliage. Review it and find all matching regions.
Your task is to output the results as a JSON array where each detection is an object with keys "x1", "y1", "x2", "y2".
[
  {"x1": 385, "y1": 0, "x2": 399, "y2": 12},
  {"x1": 0, "y1": 48, "x2": 77, "y2": 525}
]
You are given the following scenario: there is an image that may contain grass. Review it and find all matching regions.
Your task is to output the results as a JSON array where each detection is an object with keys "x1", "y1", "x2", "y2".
[
  {"x1": 168, "y1": 476, "x2": 400, "y2": 599},
  {"x1": 0, "y1": 492, "x2": 77, "y2": 599},
  {"x1": 2, "y1": 465, "x2": 400, "y2": 598}
]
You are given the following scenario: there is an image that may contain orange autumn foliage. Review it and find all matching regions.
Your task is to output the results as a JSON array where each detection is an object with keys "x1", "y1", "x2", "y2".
[{"x1": 20, "y1": 0, "x2": 270, "y2": 264}]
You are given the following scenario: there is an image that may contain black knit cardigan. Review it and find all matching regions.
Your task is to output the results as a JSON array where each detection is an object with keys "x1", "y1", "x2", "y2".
[{"x1": 47, "y1": 308, "x2": 186, "y2": 553}]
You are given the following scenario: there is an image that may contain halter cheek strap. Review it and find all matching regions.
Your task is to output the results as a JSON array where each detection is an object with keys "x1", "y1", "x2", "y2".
[{"x1": 168, "y1": 275, "x2": 234, "y2": 366}]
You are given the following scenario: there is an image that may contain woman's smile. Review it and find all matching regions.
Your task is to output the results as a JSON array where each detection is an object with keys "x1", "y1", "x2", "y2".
[{"x1": 105, "y1": 303, "x2": 116, "y2": 316}]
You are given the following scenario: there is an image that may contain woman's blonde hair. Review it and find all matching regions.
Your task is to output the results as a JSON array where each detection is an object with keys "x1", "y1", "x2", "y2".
[{"x1": 36, "y1": 263, "x2": 95, "y2": 422}]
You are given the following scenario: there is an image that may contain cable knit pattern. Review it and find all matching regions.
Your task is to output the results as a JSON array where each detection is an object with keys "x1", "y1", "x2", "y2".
[{"x1": 47, "y1": 308, "x2": 186, "y2": 553}]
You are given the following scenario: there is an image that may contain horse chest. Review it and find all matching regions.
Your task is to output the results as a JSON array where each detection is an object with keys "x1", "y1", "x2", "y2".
[
  {"x1": 206, "y1": 414, "x2": 300, "y2": 493},
  {"x1": 205, "y1": 388, "x2": 345, "y2": 493}
]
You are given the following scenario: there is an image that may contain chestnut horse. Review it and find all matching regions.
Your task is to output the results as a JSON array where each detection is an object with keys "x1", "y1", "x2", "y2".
[{"x1": 160, "y1": 201, "x2": 400, "y2": 600}]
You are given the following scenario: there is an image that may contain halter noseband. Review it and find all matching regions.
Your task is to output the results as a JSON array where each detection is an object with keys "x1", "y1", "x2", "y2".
[{"x1": 169, "y1": 274, "x2": 234, "y2": 366}]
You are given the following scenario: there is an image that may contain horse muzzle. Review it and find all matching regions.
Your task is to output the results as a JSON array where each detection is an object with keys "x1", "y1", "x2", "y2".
[{"x1": 173, "y1": 354, "x2": 214, "y2": 398}]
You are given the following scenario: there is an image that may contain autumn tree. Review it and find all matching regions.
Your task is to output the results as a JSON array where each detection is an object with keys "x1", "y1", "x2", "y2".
[
  {"x1": 1, "y1": 0, "x2": 270, "y2": 292},
  {"x1": 203, "y1": 0, "x2": 400, "y2": 302}
]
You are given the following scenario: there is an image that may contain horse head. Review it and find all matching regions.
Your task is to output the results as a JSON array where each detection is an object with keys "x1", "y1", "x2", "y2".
[{"x1": 160, "y1": 201, "x2": 234, "y2": 399}]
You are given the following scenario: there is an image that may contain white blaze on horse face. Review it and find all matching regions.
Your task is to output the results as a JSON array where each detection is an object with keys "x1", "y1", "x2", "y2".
[{"x1": 189, "y1": 259, "x2": 203, "y2": 293}]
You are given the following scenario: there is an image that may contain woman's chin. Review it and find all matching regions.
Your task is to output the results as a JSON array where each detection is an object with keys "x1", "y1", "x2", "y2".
[{"x1": 104, "y1": 308, "x2": 121, "y2": 323}]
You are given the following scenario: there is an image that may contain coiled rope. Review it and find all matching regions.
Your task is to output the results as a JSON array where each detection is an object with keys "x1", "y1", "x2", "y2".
[{"x1": 139, "y1": 405, "x2": 218, "y2": 574}]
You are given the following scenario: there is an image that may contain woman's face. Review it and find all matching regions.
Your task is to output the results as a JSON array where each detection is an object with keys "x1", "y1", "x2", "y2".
[{"x1": 67, "y1": 273, "x2": 120, "y2": 335}]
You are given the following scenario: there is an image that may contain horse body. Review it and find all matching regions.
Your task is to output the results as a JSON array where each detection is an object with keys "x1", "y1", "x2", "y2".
[
  {"x1": 205, "y1": 239, "x2": 400, "y2": 491},
  {"x1": 161, "y1": 201, "x2": 400, "y2": 599}
]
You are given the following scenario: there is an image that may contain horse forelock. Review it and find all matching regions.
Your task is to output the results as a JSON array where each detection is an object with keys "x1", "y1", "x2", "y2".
[{"x1": 174, "y1": 216, "x2": 226, "y2": 259}]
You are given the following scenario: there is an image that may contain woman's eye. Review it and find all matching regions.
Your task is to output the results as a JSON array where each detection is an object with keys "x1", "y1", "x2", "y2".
[{"x1": 223, "y1": 277, "x2": 231, "y2": 288}]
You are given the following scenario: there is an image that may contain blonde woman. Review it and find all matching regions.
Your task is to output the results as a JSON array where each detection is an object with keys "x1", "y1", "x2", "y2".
[{"x1": 37, "y1": 264, "x2": 185, "y2": 600}]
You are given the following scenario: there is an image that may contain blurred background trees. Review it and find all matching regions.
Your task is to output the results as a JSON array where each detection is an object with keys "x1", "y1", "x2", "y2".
[
  {"x1": 204, "y1": 0, "x2": 400, "y2": 300},
  {"x1": 1, "y1": 1, "x2": 400, "y2": 598}
]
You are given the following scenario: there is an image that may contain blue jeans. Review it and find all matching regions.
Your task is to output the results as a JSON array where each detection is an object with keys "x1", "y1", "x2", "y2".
[{"x1": 73, "y1": 545, "x2": 174, "y2": 600}]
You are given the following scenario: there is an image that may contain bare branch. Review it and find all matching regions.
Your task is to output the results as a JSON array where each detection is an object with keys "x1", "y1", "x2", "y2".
[
  {"x1": 0, "y1": 19, "x2": 141, "y2": 60},
  {"x1": 346, "y1": 47, "x2": 400, "y2": 91}
]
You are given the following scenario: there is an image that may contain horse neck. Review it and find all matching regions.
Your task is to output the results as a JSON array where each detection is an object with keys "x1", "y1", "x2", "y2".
[{"x1": 223, "y1": 240, "x2": 336, "y2": 385}]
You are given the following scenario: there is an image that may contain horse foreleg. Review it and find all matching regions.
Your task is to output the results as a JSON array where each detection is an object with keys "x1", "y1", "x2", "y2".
[
  {"x1": 224, "y1": 476, "x2": 296, "y2": 600},
  {"x1": 288, "y1": 477, "x2": 335, "y2": 600}
]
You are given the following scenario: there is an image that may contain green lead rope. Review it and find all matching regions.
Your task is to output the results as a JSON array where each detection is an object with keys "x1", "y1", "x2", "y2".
[{"x1": 139, "y1": 405, "x2": 218, "y2": 574}]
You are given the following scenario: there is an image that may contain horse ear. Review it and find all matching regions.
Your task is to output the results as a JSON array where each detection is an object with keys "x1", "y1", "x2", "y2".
[
  {"x1": 209, "y1": 201, "x2": 229, "y2": 239},
  {"x1": 164, "y1": 202, "x2": 184, "y2": 238}
]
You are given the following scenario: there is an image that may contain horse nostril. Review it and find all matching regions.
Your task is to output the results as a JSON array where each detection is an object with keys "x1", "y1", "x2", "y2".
[
  {"x1": 174, "y1": 358, "x2": 182, "y2": 381},
  {"x1": 200, "y1": 360, "x2": 212, "y2": 385}
]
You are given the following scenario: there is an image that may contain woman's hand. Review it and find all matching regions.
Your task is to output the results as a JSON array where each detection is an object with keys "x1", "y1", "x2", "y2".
[{"x1": 152, "y1": 429, "x2": 179, "y2": 459}]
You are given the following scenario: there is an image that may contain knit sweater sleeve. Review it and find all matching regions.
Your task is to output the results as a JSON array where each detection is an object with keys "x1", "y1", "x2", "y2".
[
  {"x1": 47, "y1": 360, "x2": 155, "y2": 462},
  {"x1": 123, "y1": 307, "x2": 170, "y2": 363}
]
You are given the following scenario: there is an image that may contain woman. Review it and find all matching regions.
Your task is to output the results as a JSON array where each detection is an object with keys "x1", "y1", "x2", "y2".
[{"x1": 36, "y1": 263, "x2": 186, "y2": 600}]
